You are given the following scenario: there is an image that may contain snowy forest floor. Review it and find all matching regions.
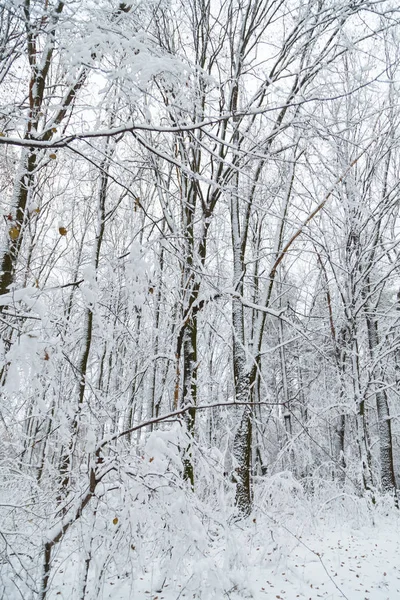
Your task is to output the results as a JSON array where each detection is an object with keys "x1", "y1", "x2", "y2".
[
  {"x1": 110, "y1": 513, "x2": 400, "y2": 600},
  {"x1": 3, "y1": 433, "x2": 399, "y2": 600},
  {"x1": 96, "y1": 516, "x2": 398, "y2": 600},
  {"x1": 47, "y1": 489, "x2": 400, "y2": 600}
]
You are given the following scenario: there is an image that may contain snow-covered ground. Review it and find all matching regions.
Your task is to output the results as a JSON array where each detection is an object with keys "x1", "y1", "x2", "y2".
[
  {"x1": 81, "y1": 500, "x2": 400, "y2": 600},
  {"x1": 3, "y1": 434, "x2": 399, "y2": 600},
  {"x1": 229, "y1": 517, "x2": 400, "y2": 600}
]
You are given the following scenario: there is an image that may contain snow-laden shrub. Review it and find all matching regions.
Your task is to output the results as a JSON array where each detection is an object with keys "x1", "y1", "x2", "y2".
[{"x1": 42, "y1": 425, "x2": 250, "y2": 599}]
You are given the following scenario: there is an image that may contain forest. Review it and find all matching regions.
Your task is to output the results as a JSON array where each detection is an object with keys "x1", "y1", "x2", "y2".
[{"x1": 1, "y1": 0, "x2": 400, "y2": 598}]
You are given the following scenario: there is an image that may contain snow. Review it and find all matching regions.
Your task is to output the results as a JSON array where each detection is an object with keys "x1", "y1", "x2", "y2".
[
  {"x1": 181, "y1": 520, "x2": 387, "y2": 598},
  {"x1": 46, "y1": 503, "x2": 400, "y2": 600},
  {"x1": 230, "y1": 518, "x2": 400, "y2": 600},
  {"x1": 11, "y1": 457, "x2": 396, "y2": 600}
]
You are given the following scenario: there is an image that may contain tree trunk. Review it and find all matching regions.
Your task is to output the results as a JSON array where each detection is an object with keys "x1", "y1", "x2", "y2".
[{"x1": 365, "y1": 309, "x2": 396, "y2": 495}]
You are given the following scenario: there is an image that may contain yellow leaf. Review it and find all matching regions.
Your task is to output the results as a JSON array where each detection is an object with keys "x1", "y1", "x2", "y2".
[
  {"x1": 51, "y1": 127, "x2": 57, "y2": 133},
  {"x1": 49, "y1": 153, "x2": 57, "y2": 160},
  {"x1": 0, "y1": 132, "x2": 5, "y2": 137},
  {"x1": 58, "y1": 227, "x2": 67, "y2": 236},
  {"x1": 9, "y1": 226, "x2": 20, "y2": 240},
  {"x1": 113, "y1": 517, "x2": 118, "y2": 525}
]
